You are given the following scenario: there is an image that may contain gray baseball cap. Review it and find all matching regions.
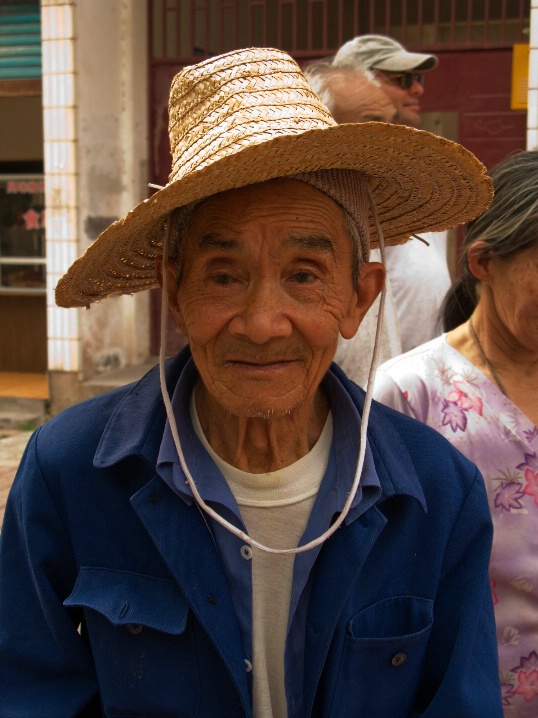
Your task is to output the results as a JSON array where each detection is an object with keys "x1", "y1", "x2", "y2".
[{"x1": 333, "y1": 34, "x2": 438, "y2": 72}]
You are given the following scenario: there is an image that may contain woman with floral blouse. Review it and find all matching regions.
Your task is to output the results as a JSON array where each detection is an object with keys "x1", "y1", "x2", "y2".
[{"x1": 374, "y1": 150, "x2": 538, "y2": 717}]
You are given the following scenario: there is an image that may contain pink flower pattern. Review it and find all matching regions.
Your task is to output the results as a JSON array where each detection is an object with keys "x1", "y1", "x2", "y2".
[
  {"x1": 523, "y1": 469, "x2": 538, "y2": 507},
  {"x1": 511, "y1": 654, "x2": 538, "y2": 704},
  {"x1": 441, "y1": 381, "x2": 485, "y2": 433},
  {"x1": 447, "y1": 380, "x2": 484, "y2": 415}
]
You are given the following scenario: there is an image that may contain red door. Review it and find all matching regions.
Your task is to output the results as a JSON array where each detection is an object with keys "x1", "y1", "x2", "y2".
[{"x1": 422, "y1": 49, "x2": 527, "y2": 171}]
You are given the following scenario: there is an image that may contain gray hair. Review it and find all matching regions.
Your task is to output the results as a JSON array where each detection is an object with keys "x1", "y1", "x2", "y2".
[
  {"x1": 303, "y1": 59, "x2": 378, "y2": 117},
  {"x1": 167, "y1": 202, "x2": 199, "y2": 287},
  {"x1": 442, "y1": 149, "x2": 538, "y2": 330},
  {"x1": 464, "y1": 149, "x2": 538, "y2": 256}
]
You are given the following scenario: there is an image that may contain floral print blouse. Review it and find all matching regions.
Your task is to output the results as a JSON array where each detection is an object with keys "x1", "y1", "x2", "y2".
[{"x1": 373, "y1": 335, "x2": 538, "y2": 717}]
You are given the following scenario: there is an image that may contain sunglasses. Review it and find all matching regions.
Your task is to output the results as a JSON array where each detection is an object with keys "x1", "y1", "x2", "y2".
[{"x1": 380, "y1": 72, "x2": 424, "y2": 89}]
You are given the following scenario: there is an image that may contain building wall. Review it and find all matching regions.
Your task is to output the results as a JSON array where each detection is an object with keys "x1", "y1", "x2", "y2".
[{"x1": 42, "y1": 0, "x2": 150, "y2": 412}]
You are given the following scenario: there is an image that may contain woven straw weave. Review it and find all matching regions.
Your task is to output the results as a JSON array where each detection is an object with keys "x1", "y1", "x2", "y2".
[{"x1": 55, "y1": 47, "x2": 492, "y2": 308}]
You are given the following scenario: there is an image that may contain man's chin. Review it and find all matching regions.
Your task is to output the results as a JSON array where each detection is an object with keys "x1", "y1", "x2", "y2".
[
  {"x1": 203, "y1": 380, "x2": 310, "y2": 421},
  {"x1": 401, "y1": 109, "x2": 421, "y2": 128}
]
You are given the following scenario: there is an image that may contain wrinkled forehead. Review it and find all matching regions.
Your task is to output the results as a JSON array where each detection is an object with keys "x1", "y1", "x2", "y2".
[
  {"x1": 193, "y1": 178, "x2": 346, "y2": 220},
  {"x1": 182, "y1": 180, "x2": 350, "y2": 253},
  {"x1": 169, "y1": 170, "x2": 371, "y2": 265}
]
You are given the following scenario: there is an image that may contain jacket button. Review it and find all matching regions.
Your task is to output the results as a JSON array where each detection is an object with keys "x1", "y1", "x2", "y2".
[
  {"x1": 240, "y1": 545, "x2": 253, "y2": 560},
  {"x1": 391, "y1": 652, "x2": 407, "y2": 667},
  {"x1": 244, "y1": 658, "x2": 253, "y2": 672},
  {"x1": 126, "y1": 624, "x2": 144, "y2": 634}
]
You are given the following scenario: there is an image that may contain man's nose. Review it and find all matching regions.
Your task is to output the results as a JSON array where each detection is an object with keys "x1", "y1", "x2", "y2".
[
  {"x1": 409, "y1": 79, "x2": 424, "y2": 96},
  {"x1": 228, "y1": 280, "x2": 293, "y2": 343}
]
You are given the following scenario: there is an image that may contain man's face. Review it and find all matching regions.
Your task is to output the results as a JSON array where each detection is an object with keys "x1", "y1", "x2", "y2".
[
  {"x1": 166, "y1": 179, "x2": 381, "y2": 419},
  {"x1": 331, "y1": 74, "x2": 397, "y2": 124},
  {"x1": 374, "y1": 70, "x2": 425, "y2": 128}
]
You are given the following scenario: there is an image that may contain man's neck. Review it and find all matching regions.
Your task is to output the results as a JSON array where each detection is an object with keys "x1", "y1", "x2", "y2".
[{"x1": 194, "y1": 382, "x2": 330, "y2": 473}]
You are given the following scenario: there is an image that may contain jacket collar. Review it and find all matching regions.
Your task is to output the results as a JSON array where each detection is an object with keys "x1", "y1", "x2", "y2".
[
  {"x1": 93, "y1": 349, "x2": 190, "y2": 470},
  {"x1": 94, "y1": 347, "x2": 426, "y2": 512}
]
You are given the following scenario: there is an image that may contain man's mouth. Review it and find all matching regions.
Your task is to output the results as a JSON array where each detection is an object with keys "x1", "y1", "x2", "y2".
[{"x1": 228, "y1": 358, "x2": 296, "y2": 366}]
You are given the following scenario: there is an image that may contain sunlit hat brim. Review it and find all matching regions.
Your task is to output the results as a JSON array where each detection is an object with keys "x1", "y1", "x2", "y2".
[{"x1": 55, "y1": 121, "x2": 492, "y2": 308}]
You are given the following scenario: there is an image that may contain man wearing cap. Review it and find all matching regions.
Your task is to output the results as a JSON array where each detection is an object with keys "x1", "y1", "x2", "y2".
[
  {"x1": 303, "y1": 60, "x2": 401, "y2": 386},
  {"x1": 333, "y1": 33, "x2": 437, "y2": 129},
  {"x1": 304, "y1": 61, "x2": 398, "y2": 125},
  {"x1": 0, "y1": 48, "x2": 502, "y2": 718},
  {"x1": 332, "y1": 35, "x2": 452, "y2": 356}
]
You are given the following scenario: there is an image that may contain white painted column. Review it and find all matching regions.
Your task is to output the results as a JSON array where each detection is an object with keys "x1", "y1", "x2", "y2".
[
  {"x1": 528, "y1": 0, "x2": 538, "y2": 148},
  {"x1": 41, "y1": 0, "x2": 150, "y2": 409},
  {"x1": 41, "y1": 0, "x2": 80, "y2": 373}
]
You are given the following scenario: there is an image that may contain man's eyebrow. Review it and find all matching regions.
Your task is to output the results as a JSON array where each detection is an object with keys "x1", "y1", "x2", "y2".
[
  {"x1": 284, "y1": 234, "x2": 336, "y2": 257},
  {"x1": 197, "y1": 232, "x2": 336, "y2": 257},
  {"x1": 198, "y1": 233, "x2": 241, "y2": 251}
]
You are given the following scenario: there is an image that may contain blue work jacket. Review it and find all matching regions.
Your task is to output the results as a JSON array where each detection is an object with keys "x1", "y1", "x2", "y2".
[{"x1": 0, "y1": 349, "x2": 502, "y2": 717}]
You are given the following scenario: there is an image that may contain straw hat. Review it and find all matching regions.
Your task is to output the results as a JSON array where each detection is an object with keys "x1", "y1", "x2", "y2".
[{"x1": 55, "y1": 47, "x2": 492, "y2": 308}]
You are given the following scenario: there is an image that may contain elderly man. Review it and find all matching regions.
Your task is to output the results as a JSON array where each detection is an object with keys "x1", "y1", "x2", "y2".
[
  {"x1": 304, "y1": 61, "x2": 397, "y2": 124},
  {"x1": 333, "y1": 34, "x2": 437, "y2": 128},
  {"x1": 0, "y1": 48, "x2": 502, "y2": 717}
]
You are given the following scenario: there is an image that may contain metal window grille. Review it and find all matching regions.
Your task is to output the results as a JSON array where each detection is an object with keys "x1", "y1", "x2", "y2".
[{"x1": 150, "y1": 0, "x2": 530, "y2": 62}]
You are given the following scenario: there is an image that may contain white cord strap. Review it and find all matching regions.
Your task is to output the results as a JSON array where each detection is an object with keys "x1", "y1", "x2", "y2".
[{"x1": 158, "y1": 199, "x2": 387, "y2": 555}]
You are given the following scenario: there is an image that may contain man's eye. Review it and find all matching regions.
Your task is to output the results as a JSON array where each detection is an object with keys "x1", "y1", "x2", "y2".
[
  {"x1": 293, "y1": 271, "x2": 315, "y2": 284},
  {"x1": 212, "y1": 273, "x2": 234, "y2": 285}
]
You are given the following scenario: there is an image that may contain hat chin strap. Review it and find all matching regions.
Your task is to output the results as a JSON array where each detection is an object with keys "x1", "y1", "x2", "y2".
[{"x1": 159, "y1": 193, "x2": 386, "y2": 554}]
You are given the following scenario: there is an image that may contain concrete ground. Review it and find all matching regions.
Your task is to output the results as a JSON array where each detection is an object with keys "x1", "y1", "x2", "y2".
[{"x1": 0, "y1": 429, "x2": 33, "y2": 527}]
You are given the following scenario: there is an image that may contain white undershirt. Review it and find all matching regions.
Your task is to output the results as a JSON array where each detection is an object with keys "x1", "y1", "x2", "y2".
[{"x1": 191, "y1": 400, "x2": 333, "y2": 718}]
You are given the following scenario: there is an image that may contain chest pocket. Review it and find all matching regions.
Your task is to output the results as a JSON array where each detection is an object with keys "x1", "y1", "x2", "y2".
[
  {"x1": 65, "y1": 566, "x2": 198, "y2": 717},
  {"x1": 330, "y1": 595, "x2": 434, "y2": 718}
]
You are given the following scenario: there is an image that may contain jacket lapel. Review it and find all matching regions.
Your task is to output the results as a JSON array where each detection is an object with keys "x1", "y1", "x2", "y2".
[
  {"x1": 303, "y1": 505, "x2": 387, "y2": 718},
  {"x1": 131, "y1": 476, "x2": 251, "y2": 716}
]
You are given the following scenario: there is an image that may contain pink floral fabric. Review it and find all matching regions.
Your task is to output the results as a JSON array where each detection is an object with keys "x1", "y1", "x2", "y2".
[{"x1": 374, "y1": 335, "x2": 538, "y2": 717}]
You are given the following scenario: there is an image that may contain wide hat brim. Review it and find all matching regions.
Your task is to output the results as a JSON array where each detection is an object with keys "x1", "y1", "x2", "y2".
[{"x1": 55, "y1": 121, "x2": 492, "y2": 308}]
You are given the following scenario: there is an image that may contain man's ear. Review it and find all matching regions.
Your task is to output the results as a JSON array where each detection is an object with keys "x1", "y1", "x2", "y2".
[
  {"x1": 340, "y1": 261, "x2": 385, "y2": 339},
  {"x1": 154, "y1": 257, "x2": 187, "y2": 334},
  {"x1": 467, "y1": 241, "x2": 493, "y2": 282}
]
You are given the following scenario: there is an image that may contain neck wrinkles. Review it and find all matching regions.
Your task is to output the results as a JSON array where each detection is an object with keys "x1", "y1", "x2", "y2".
[{"x1": 194, "y1": 380, "x2": 330, "y2": 473}]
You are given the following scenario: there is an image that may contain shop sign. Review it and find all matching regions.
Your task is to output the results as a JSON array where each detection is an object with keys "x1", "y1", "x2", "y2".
[
  {"x1": 0, "y1": 175, "x2": 46, "y2": 292},
  {"x1": 6, "y1": 180, "x2": 45, "y2": 195}
]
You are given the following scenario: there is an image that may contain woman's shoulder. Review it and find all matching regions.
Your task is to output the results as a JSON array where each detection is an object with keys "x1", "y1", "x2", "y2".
[
  {"x1": 376, "y1": 334, "x2": 452, "y2": 380},
  {"x1": 376, "y1": 334, "x2": 456, "y2": 396},
  {"x1": 373, "y1": 335, "x2": 459, "y2": 419}
]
